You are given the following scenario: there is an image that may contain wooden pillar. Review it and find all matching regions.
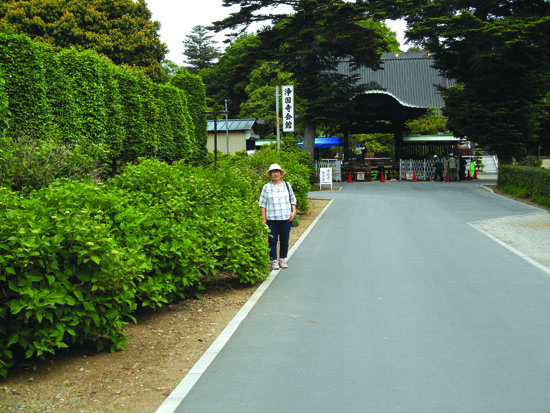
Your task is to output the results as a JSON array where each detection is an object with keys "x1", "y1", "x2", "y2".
[
  {"x1": 394, "y1": 124, "x2": 404, "y2": 161},
  {"x1": 343, "y1": 127, "x2": 351, "y2": 163}
]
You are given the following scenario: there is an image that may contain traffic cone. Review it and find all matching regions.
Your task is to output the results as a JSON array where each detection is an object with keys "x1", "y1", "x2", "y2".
[
  {"x1": 348, "y1": 172, "x2": 352, "y2": 183},
  {"x1": 467, "y1": 169, "x2": 472, "y2": 180},
  {"x1": 380, "y1": 172, "x2": 385, "y2": 182},
  {"x1": 445, "y1": 171, "x2": 450, "y2": 182},
  {"x1": 413, "y1": 171, "x2": 417, "y2": 182},
  {"x1": 473, "y1": 169, "x2": 478, "y2": 179}
]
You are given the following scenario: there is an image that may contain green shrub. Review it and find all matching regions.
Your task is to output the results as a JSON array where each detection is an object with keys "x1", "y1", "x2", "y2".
[
  {"x1": 0, "y1": 32, "x2": 52, "y2": 139},
  {"x1": 0, "y1": 182, "x2": 146, "y2": 378},
  {"x1": 0, "y1": 160, "x2": 271, "y2": 378},
  {"x1": 519, "y1": 156, "x2": 543, "y2": 168},
  {"x1": 0, "y1": 32, "x2": 205, "y2": 168},
  {"x1": 169, "y1": 70, "x2": 205, "y2": 163},
  {"x1": 0, "y1": 135, "x2": 106, "y2": 195},
  {"x1": 0, "y1": 68, "x2": 9, "y2": 136},
  {"x1": 498, "y1": 165, "x2": 550, "y2": 208},
  {"x1": 154, "y1": 83, "x2": 194, "y2": 163},
  {"x1": 216, "y1": 139, "x2": 313, "y2": 212}
]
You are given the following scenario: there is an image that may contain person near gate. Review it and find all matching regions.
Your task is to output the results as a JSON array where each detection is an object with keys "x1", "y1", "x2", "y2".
[
  {"x1": 354, "y1": 143, "x2": 365, "y2": 165},
  {"x1": 458, "y1": 154, "x2": 467, "y2": 180},
  {"x1": 259, "y1": 163, "x2": 297, "y2": 271},
  {"x1": 446, "y1": 153, "x2": 458, "y2": 181},
  {"x1": 434, "y1": 156, "x2": 444, "y2": 182}
]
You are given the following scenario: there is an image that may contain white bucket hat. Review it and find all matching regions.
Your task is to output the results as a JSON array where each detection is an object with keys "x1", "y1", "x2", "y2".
[{"x1": 267, "y1": 163, "x2": 285, "y2": 177}]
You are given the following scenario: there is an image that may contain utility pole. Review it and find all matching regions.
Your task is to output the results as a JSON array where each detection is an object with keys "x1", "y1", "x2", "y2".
[
  {"x1": 225, "y1": 100, "x2": 230, "y2": 153},
  {"x1": 202, "y1": 109, "x2": 229, "y2": 172}
]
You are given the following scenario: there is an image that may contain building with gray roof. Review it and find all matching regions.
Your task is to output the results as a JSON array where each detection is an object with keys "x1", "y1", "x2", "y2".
[{"x1": 337, "y1": 52, "x2": 455, "y2": 161}]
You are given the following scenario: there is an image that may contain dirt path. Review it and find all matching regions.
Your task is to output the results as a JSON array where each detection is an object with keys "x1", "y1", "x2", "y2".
[{"x1": 0, "y1": 199, "x2": 329, "y2": 413}]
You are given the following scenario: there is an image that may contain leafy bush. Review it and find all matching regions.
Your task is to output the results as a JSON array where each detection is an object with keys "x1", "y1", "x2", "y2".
[
  {"x1": 519, "y1": 156, "x2": 543, "y2": 168},
  {"x1": 216, "y1": 137, "x2": 314, "y2": 212},
  {"x1": 498, "y1": 165, "x2": 550, "y2": 208},
  {"x1": 0, "y1": 160, "x2": 271, "y2": 378},
  {"x1": 0, "y1": 182, "x2": 145, "y2": 377},
  {"x1": 0, "y1": 135, "x2": 106, "y2": 195}
]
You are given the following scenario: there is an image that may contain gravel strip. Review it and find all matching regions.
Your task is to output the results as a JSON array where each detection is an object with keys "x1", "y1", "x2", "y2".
[{"x1": 474, "y1": 212, "x2": 550, "y2": 268}]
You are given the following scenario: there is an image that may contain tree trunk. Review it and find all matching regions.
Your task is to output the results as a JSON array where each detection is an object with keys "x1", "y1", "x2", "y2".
[{"x1": 303, "y1": 119, "x2": 316, "y2": 160}]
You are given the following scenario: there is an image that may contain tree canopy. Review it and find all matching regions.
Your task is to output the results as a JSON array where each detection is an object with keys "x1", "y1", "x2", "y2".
[
  {"x1": 199, "y1": 33, "x2": 262, "y2": 115},
  {"x1": 0, "y1": 0, "x2": 167, "y2": 82},
  {"x1": 214, "y1": 0, "x2": 393, "y2": 159},
  {"x1": 183, "y1": 25, "x2": 221, "y2": 73},
  {"x1": 379, "y1": 0, "x2": 550, "y2": 162}
]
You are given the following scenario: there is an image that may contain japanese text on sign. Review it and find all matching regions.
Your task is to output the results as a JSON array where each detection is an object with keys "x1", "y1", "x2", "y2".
[
  {"x1": 319, "y1": 167, "x2": 333, "y2": 190},
  {"x1": 282, "y1": 85, "x2": 294, "y2": 132}
]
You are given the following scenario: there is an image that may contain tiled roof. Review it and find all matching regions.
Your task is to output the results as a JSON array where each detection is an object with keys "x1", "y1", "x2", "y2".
[
  {"x1": 338, "y1": 52, "x2": 454, "y2": 109},
  {"x1": 207, "y1": 118, "x2": 256, "y2": 132}
]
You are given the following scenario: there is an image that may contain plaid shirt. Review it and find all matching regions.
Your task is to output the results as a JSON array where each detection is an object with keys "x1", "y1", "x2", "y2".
[{"x1": 259, "y1": 180, "x2": 296, "y2": 221}]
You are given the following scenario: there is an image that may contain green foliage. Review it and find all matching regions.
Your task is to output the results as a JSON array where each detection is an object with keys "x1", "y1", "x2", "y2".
[
  {"x1": 0, "y1": 32, "x2": 52, "y2": 139},
  {"x1": 354, "y1": 134, "x2": 393, "y2": 156},
  {"x1": 405, "y1": 107, "x2": 448, "y2": 136},
  {"x1": 0, "y1": 135, "x2": 105, "y2": 195},
  {"x1": 399, "y1": 1, "x2": 550, "y2": 161},
  {"x1": 498, "y1": 165, "x2": 550, "y2": 208},
  {"x1": 154, "y1": 84, "x2": 194, "y2": 163},
  {"x1": 57, "y1": 48, "x2": 111, "y2": 147},
  {"x1": 0, "y1": 0, "x2": 167, "y2": 82},
  {"x1": 239, "y1": 62, "x2": 304, "y2": 138},
  {"x1": 170, "y1": 70, "x2": 206, "y2": 163},
  {"x1": 0, "y1": 32, "x2": 204, "y2": 168},
  {"x1": 216, "y1": 139, "x2": 313, "y2": 212},
  {"x1": 199, "y1": 33, "x2": 262, "y2": 117},
  {"x1": 0, "y1": 159, "x2": 271, "y2": 378},
  {"x1": 214, "y1": 1, "x2": 393, "y2": 158},
  {"x1": 519, "y1": 156, "x2": 543, "y2": 168},
  {"x1": 0, "y1": 68, "x2": 8, "y2": 136},
  {"x1": 183, "y1": 25, "x2": 221, "y2": 73}
]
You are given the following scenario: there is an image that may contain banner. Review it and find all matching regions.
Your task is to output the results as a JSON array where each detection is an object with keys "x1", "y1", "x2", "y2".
[{"x1": 282, "y1": 85, "x2": 294, "y2": 132}]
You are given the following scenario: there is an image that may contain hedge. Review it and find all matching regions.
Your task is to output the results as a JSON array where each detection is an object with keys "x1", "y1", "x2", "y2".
[
  {"x1": 169, "y1": 71, "x2": 206, "y2": 163},
  {"x1": 498, "y1": 165, "x2": 550, "y2": 208},
  {"x1": 0, "y1": 32, "x2": 206, "y2": 167},
  {"x1": 0, "y1": 159, "x2": 270, "y2": 378}
]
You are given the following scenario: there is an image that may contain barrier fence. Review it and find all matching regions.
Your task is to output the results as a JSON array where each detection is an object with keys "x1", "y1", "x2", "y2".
[
  {"x1": 400, "y1": 159, "x2": 474, "y2": 181},
  {"x1": 399, "y1": 159, "x2": 436, "y2": 181},
  {"x1": 316, "y1": 159, "x2": 342, "y2": 181}
]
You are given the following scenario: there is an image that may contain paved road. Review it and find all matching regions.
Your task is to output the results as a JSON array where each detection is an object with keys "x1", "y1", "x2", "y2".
[{"x1": 165, "y1": 178, "x2": 550, "y2": 412}]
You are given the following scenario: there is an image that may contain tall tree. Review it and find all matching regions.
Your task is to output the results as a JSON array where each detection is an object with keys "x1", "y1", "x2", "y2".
[
  {"x1": 214, "y1": 0, "x2": 390, "y2": 159},
  {"x1": 183, "y1": 25, "x2": 221, "y2": 73},
  {"x1": 199, "y1": 33, "x2": 262, "y2": 116},
  {"x1": 239, "y1": 61, "x2": 302, "y2": 138},
  {"x1": 0, "y1": 0, "x2": 167, "y2": 82},
  {"x1": 379, "y1": 0, "x2": 550, "y2": 162}
]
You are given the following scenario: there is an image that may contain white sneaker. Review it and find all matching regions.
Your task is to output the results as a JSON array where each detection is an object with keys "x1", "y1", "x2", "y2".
[
  {"x1": 272, "y1": 260, "x2": 280, "y2": 270},
  {"x1": 279, "y1": 259, "x2": 288, "y2": 269}
]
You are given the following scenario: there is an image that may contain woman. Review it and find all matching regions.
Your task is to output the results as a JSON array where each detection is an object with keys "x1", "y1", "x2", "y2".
[{"x1": 259, "y1": 163, "x2": 297, "y2": 270}]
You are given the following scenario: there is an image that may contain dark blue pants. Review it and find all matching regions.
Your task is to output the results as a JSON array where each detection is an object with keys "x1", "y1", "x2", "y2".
[{"x1": 267, "y1": 220, "x2": 291, "y2": 261}]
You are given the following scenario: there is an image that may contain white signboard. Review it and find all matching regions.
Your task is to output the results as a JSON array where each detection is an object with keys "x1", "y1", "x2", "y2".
[
  {"x1": 282, "y1": 85, "x2": 294, "y2": 132},
  {"x1": 319, "y1": 167, "x2": 333, "y2": 190}
]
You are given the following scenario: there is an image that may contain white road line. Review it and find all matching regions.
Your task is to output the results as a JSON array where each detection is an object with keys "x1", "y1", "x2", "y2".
[{"x1": 468, "y1": 222, "x2": 550, "y2": 278}]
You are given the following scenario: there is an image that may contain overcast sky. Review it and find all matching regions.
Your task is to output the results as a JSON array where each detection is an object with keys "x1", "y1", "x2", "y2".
[{"x1": 146, "y1": 0, "x2": 407, "y2": 66}]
